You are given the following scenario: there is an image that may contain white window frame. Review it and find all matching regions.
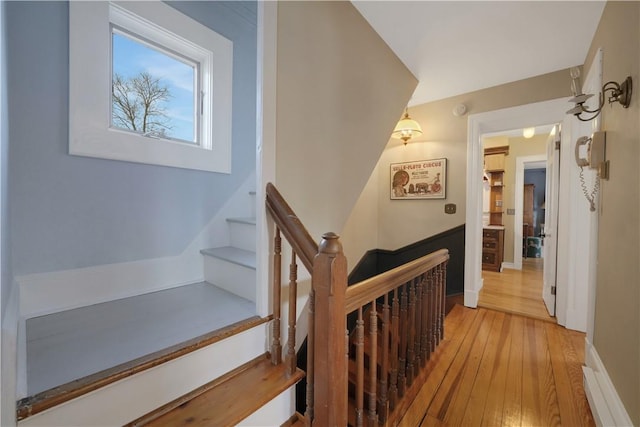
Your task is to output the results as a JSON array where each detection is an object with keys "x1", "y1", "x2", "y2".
[{"x1": 69, "y1": 2, "x2": 233, "y2": 173}]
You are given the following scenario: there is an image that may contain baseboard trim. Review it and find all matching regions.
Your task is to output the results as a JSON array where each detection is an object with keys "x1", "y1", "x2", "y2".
[
  {"x1": 1, "y1": 281, "x2": 19, "y2": 427},
  {"x1": 17, "y1": 255, "x2": 204, "y2": 318},
  {"x1": 464, "y1": 278, "x2": 481, "y2": 308},
  {"x1": 584, "y1": 339, "x2": 633, "y2": 427},
  {"x1": 501, "y1": 262, "x2": 517, "y2": 271}
]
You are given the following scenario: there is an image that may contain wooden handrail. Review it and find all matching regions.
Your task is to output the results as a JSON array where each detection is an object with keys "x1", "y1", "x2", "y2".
[
  {"x1": 265, "y1": 183, "x2": 317, "y2": 273},
  {"x1": 265, "y1": 183, "x2": 450, "y2": 426},
  {"x1": 345, "y1": 249, "x2": 449, "y2": 313}
]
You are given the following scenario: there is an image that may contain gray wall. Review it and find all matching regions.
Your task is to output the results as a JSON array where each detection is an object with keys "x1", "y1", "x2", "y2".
[
  {"x1": 7, "y1": 1, "x2": 256, "y2": 276},
  {"x1": 1, "y1": 0, "x2": 9, "y2": 316}
]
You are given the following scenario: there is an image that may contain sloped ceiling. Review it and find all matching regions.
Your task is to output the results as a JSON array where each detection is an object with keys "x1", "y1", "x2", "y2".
[{"x1": 352, "y1": 1, "x2": 606, "y2": 105}]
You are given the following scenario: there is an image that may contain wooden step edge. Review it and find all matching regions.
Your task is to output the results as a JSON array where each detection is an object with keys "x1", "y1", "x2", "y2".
[
  {"x1": 281, "y1": 411, "x2": 305, "y2": 427},
  {"x1": 132, "y1": 354, "x2": 305, "y2": 426},
  {"x1": 17, "y1": 315, "x2": 271, "y2": 421},
  {"x1": 126, "y1": 353, "x2": 270, "y2": 426}
]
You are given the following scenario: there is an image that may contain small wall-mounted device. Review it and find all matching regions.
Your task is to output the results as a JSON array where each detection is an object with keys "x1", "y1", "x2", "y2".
[
  {"x1": 575, "y1": 131, "x2": 607, "y2": 212},
  {"x1": 575, "y1": 130, "x2": 608, "y2": 179},
  {"x1": 444, "y1": 203, "x2": 456, "y2": 214}
]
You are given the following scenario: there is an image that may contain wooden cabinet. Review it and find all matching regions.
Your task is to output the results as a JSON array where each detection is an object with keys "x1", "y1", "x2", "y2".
[
  {"x1": 484, "y1": 154, "x2": 505, "y2": 172},
  {"x1": 484, "y1": 146, "x2": 508, "y2": 226},
  {"x1": 488, "y1": 172, "x2": 504, "y2": 226},
  {"x1": 482, "y1": 228, "x2": 504, "y2": 272}
]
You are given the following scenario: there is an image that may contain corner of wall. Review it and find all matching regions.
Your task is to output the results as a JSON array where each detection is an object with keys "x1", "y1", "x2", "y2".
[{"x1": 584, "y1": 339, "x2": 634, "y2": 427}]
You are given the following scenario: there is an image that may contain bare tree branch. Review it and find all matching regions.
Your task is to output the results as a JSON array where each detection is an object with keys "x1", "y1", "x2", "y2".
[{"x1": 112, "y1": 72, "x2": 173, "y2": 137}]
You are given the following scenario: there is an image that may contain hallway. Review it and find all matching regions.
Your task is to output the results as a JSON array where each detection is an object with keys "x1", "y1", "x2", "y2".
[
  {"x1": 478, "y1": 259, "x2": 554, "y2": 322},
  {"x1": 401, "y1": 305, "x2": 594, "y2": 426}
]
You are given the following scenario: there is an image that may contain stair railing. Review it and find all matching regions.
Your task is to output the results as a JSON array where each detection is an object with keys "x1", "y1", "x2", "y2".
[{"x1": 265, "y1": 183, "x2": 449, "y2": 426}]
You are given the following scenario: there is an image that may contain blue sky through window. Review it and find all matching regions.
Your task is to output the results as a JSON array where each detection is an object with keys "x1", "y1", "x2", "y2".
[{"x1": 112, "y1": 32, "x2": 196, "y2": 142}]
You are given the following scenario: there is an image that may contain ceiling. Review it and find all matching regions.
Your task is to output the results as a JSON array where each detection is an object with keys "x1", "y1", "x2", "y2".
[{"x1": 352, "y1": 1, "x2": 606, "y2": 106}]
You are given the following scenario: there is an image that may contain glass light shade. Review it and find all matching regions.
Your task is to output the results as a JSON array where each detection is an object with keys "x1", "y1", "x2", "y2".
[
  {"x1": 392, "y1": 112, "x2": 423, "y2": 143},
  {"x1": 522, "y1": 127, "x2": 535, "y2": 139}
]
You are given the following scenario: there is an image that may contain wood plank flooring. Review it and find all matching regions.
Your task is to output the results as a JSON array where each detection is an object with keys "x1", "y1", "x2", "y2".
[
  {"x1": 478, "y1": 258, "x2": 555, "y2": 322},
  {"x1": 399, "y1": 305, "x2": 594, "y2": 427}
]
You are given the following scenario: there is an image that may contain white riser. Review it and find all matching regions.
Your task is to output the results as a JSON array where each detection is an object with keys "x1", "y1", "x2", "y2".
[
  {"x1": 238, "y1": 385, "x2": 296, "y2": 426},
  {"x1": 203, "y1": 256, "x2": 256, "y2": 302},
  {"x1": 228, "y1": 219, "x2": 256, "y2": 252},
  {"x1": 18, "y1": 325, "x2": 267, "y2": 427}
]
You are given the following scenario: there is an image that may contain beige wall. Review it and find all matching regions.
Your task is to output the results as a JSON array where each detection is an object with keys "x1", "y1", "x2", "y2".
[
  {"x1": 275, "y1": 1, "x2": 416, "y2": 261},
  {"x1": 586, "y1": 2, "x2": 640, "y2": 424},
  {"x1": 367, "y1": 69, "x2": 573, "y2": 252}
]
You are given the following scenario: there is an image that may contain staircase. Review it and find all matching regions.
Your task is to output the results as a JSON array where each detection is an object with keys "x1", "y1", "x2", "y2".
[
  {"x1": 17, "y1": 189, "x2": 303, "y2": 426},
  {"x1": 16, "y1": 184, "x2": 450, "y2": 426}
]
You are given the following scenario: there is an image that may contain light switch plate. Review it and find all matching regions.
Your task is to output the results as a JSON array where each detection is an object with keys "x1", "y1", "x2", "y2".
[{"x1": 445, "y1": 203, "x2": 456, "y2": 214}]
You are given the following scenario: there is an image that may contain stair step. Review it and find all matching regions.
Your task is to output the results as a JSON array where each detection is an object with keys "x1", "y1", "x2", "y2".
[
  {"x1": 226, "y1": 216, "x2": 256, "y2": 225},
  {"x1": 128, "y1": 353, "x2": 305, "y2": 427},
  {"x1": 200, "y1": 246, "x2": 256, "y2": 269},
  {"x1": 283, "y1": 412, "x2": 306, "y2": 427},
  {"x1": 18, "y1": 315, "x2": 268, "y2": 423},
  {"x1": 226, "y1": 217, "x2": 256, "y2": 252}
]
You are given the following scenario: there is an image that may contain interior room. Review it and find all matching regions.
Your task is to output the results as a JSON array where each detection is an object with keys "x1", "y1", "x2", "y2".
[
  {"x1": 478, "y1": 128, "x2": 553, "y2": 321},
  {"x1": 1, "y1": 1, "x2": 638, "y2": 426}
]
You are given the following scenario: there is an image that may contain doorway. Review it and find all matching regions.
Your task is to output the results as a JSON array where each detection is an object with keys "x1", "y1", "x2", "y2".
[{"x1": 477, "y1": 130, "x2": 554, "y2": 321}]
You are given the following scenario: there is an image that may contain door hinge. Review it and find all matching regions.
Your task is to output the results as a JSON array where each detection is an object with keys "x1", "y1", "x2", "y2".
[
  {"x1": 551, "y1": 286, "x2": 556, "y2": 295},
  {"x1": 555, "y1": 140, "x2": 561, "y2": 150}
]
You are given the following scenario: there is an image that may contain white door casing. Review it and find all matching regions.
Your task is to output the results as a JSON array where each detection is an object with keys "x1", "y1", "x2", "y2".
[
  {"x1": 542, "y1": 125, "x2": 561, "y2": 316},
  {"x1": 465, "y1": 97, "x2": 593, "y2": 332}
]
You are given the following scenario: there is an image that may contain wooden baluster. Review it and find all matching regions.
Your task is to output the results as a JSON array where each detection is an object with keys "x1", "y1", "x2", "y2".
[
  {"x1": 311, "y1": 232, "x2": 347, "y2": 427},
  {"x1": 398, "y1": 283, "x2": 408, "y2": 396},
  {"x1": 439, "y1": 262, "x2": 447, "y2": 341},
  {"x1": 368, "y1": 301, "x2": 378, "y2": 424},
  {"x1": 379, "y1": 294, "x2": 390, "y2": 422},
  {"x1": 431, "y1": 268, "x2": 438, "y2": 353},
  {"x1": 388, "y1": 288, "x2": 400, "y2": 409},
  {"x1": 286, "y1": 252, "x2": 298, "y2": 376},
  {"x1": 424, "y1": 271, "x2": 433, "y2": 359},
  {"x1": 420, "y1": 273, "x2": 429, "y2": 364},
  {"x1": 305, "y1": 289, "x2": 315, "y2": 425},
  {"x1": 415, "y1": 276, "x2": 423, "y2": 369},
  {"x1": 434, "y1": 265, "x2": 442, "y2": 347},
  {"x1": 271, "y1": 228, "x2": 282, "y2": 365},
  {"x1": 355, "y1": 307, "x2": 365, "y2": 427},
  {"x1": 407, "y1": 279, "x2": 417, "y2": 385}
]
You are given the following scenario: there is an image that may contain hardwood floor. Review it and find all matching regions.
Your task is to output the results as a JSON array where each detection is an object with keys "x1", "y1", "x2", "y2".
[
  {"x1": 399, "y1": 305, "x2": 594, "y2": 427},
  {"x1": 478, "y1": 258, "x2": 555, "y2": 323}
]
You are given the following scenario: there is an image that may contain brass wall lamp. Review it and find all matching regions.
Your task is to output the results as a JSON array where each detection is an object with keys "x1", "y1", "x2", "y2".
[{"x1": 567, "y1": 67, "x2": 632, "y2": 122}]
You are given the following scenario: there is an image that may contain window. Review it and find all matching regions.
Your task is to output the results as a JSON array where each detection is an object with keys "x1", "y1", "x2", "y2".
[
  {"x1": 69, "y1": 2, "x2": 233, "y2": 173},
  {"x1": 111, "y1": 31, "x2": 197, "y2": 143}
]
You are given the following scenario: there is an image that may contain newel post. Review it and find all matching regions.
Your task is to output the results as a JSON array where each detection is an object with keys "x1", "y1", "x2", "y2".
[{"x1": 311, "y1": 232, "x2": 348, "y2": 426}]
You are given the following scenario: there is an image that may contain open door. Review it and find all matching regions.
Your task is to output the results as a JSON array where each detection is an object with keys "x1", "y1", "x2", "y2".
[{"x1": 542, "y1": 124, "x2": 561, "y2": 316}]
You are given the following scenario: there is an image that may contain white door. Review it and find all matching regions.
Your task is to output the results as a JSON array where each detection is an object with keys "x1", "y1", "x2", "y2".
[{"x1": 542, "y1": 125, "x2": 561, "y2": 316}]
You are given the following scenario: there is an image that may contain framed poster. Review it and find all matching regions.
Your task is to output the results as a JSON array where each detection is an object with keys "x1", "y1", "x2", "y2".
[{"x1": 390, "y1": 158, "x2": 447, "y2": 200}]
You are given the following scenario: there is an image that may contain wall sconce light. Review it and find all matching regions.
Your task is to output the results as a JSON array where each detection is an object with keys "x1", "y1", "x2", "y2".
[
  {"x1": 392, "y1": 107, "x2": 423, "y2": 145},
  {"x1": 522, "y1": 127, "x2": 535, "y2": 139},
  {"x1": 566, "y1": 67, "x2": 633, "y2": 122}
]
